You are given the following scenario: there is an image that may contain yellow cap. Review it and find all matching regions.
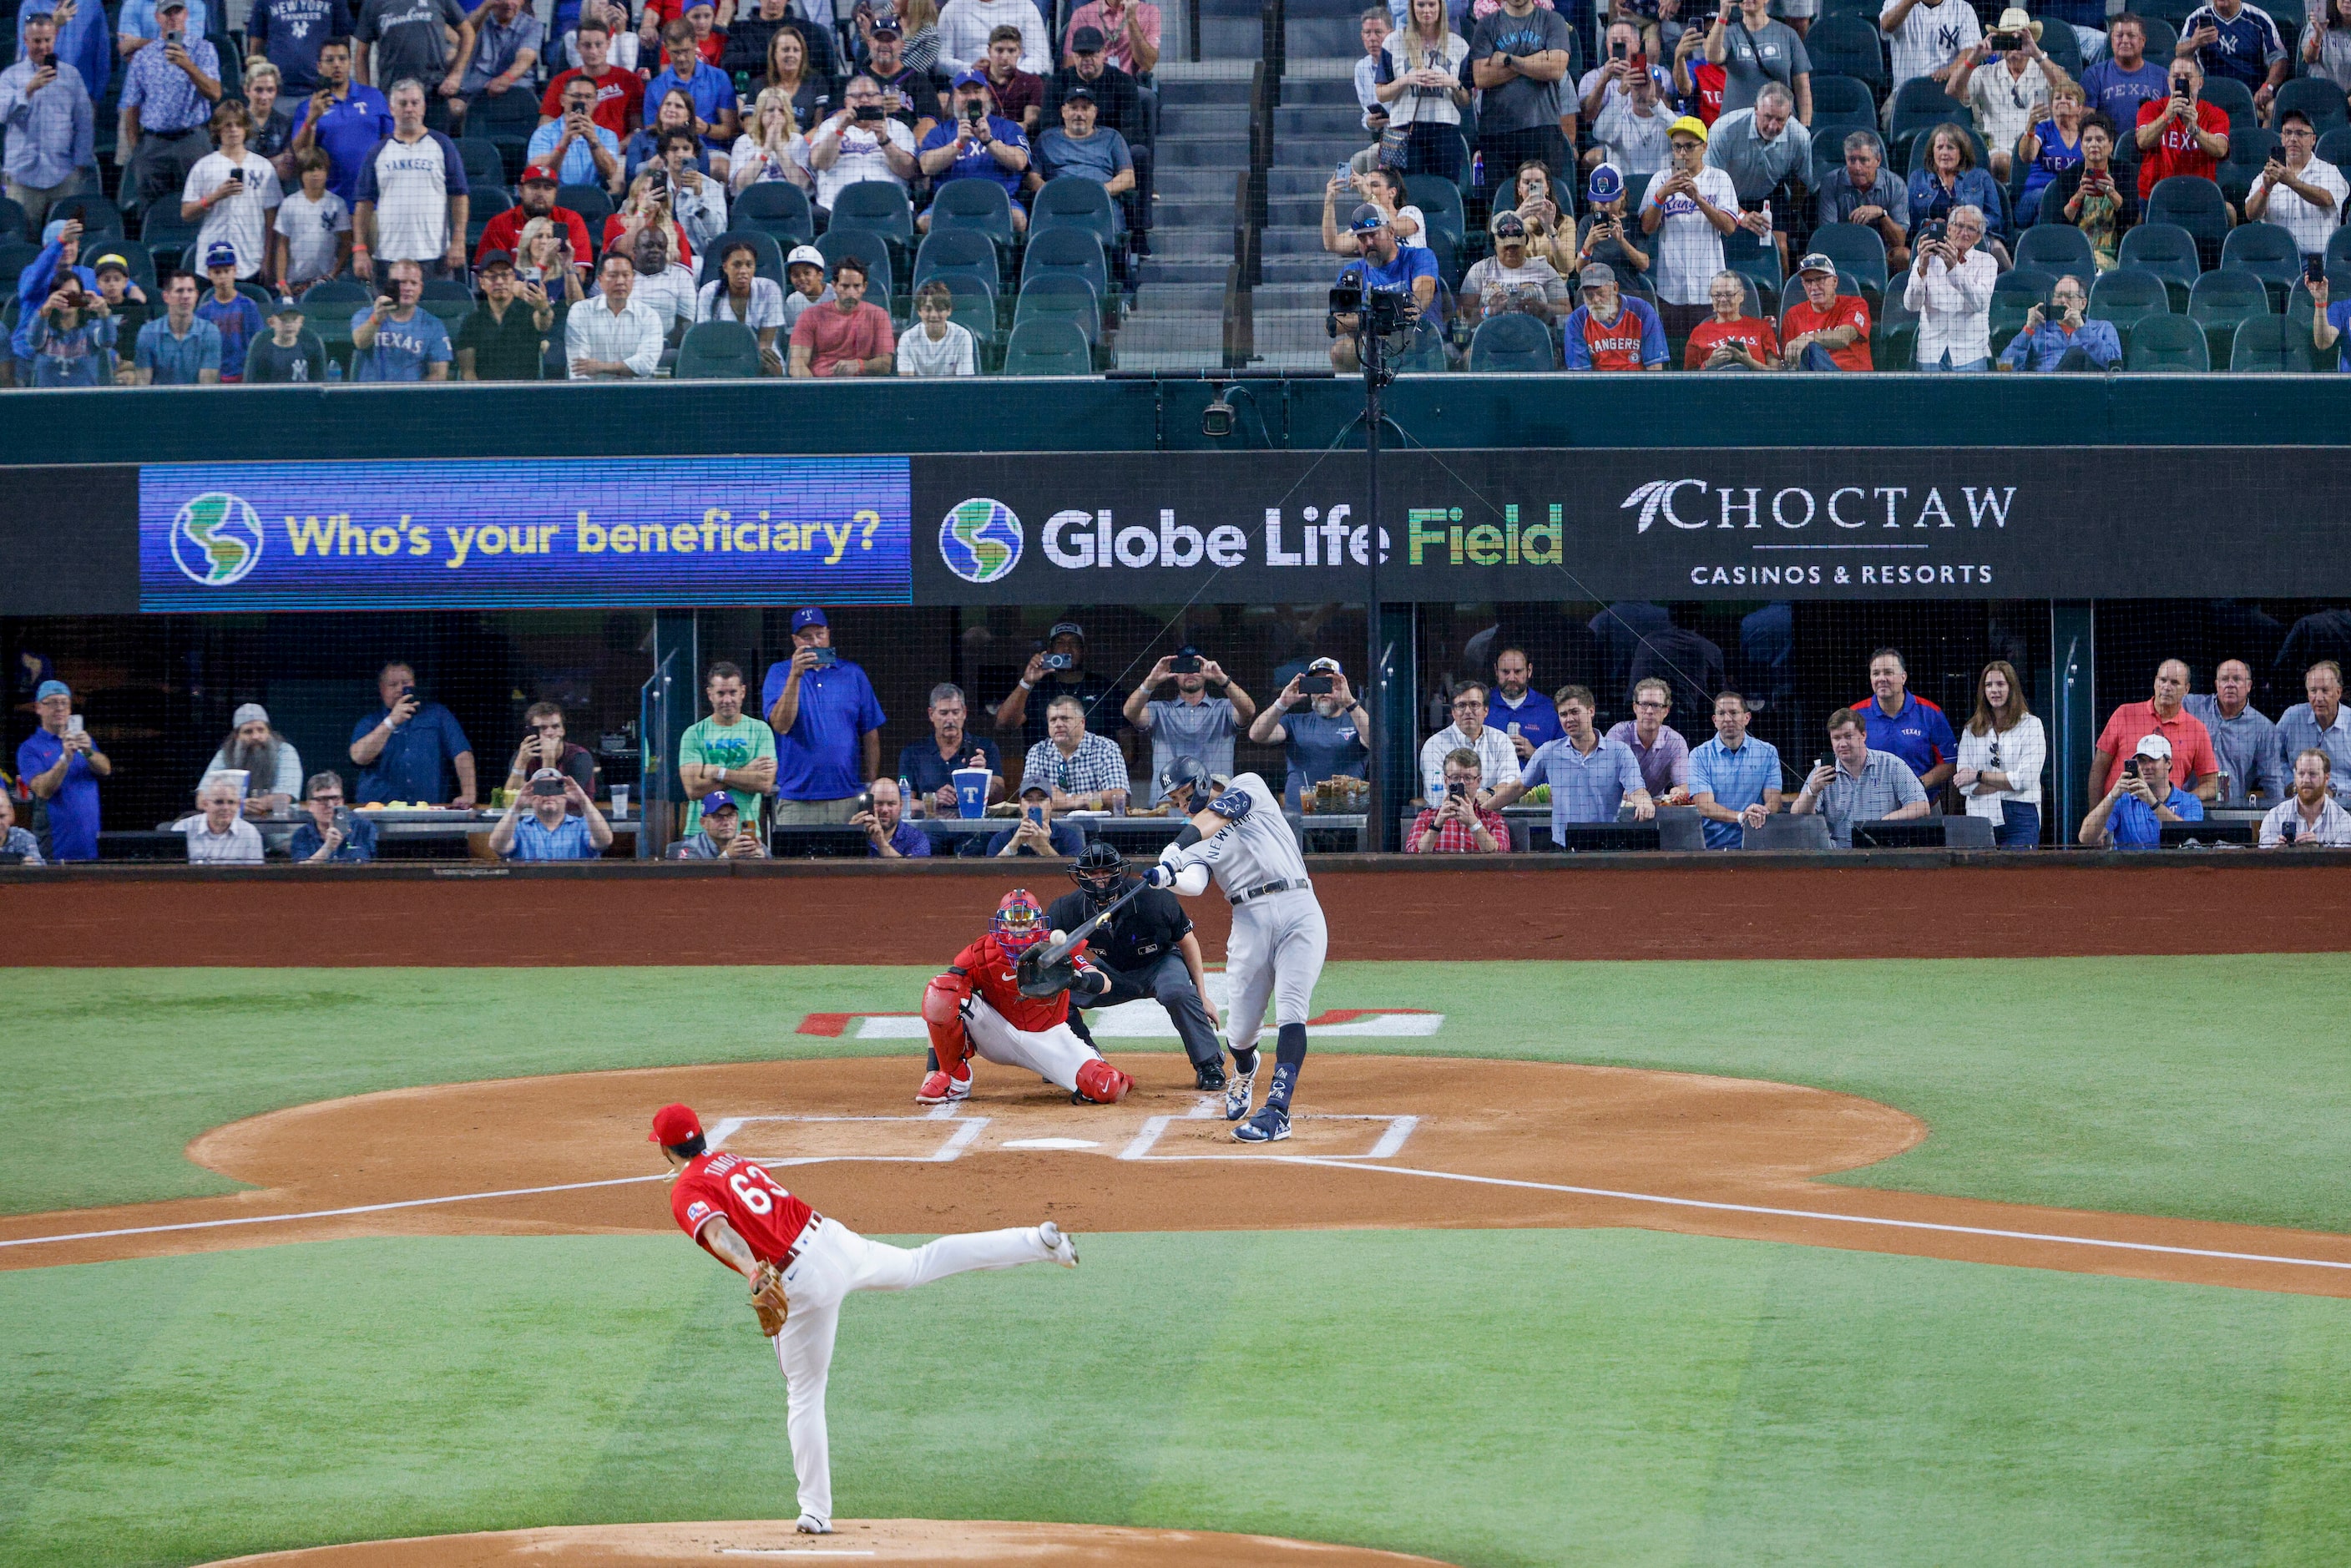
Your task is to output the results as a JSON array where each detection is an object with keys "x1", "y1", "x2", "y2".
[{"x1": 1668, "y1": 114, "x2": 1709, "y2": 144}]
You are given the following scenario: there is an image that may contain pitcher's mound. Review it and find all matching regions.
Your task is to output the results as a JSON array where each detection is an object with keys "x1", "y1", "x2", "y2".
[{"x1": 200, "y1": 1519, "x2": 1460, "y2": 1565}]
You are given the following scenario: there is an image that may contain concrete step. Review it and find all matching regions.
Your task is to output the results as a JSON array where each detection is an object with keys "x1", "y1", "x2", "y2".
[
  {"x1": 1132, "y1": 281, "x2": 1228, "y2": 311},
  {"x1": 1286, "y1": 15, "x2": 1362, "y2": 54},
  {"x1": 1139, "y1": 256, "x2": 1232, "y2": 285},
  {"x1": 1155, "y1": 135, "x2": 1251, "y2": 167},
  {"x1": 1267, "y1": 135, "x2": 1373, "y2": 166},
  {"x1": 1149, "y1": 227, "x2": 1237, "y2": 259},
  {"x1": 1155, "y1": 77, "x2": 1251, "y2": 106},
  {"x1": 1155, "y1": 200, "x2": 1245, "y2": 230},
  {"x1": 1272, "y1": 104, "x2": 1373, "y2": 136},
  {"x1": 1279, "y1": 75, "x2": 1366, "y2": 106},
  {"x1": 1261, "y1": 227, "x2": 1337, "y2": 255}
]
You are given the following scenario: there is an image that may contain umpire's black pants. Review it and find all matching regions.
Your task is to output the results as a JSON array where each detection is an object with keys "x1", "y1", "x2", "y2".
[{"x1": 1066, "y1": 953, "x2": 1220, "y2": 1070}]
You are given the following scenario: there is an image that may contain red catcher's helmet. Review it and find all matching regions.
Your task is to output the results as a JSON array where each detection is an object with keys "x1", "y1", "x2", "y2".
[{"x1": 991, "y1": 888, "x2": 1047, "y2": 953}]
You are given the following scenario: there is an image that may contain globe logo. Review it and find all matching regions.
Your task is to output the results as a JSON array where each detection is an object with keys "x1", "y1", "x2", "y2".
[
  {"x1": 938, "y1": 498, "x2": 1022, "y2": 585},
  {"x1": 169, "y1": 492, "x2": 265, "y2": 587}
]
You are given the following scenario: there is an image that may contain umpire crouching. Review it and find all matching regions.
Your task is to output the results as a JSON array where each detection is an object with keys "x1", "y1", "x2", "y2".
[{"x1": 1049, "y1": 839, "x2": 1227, "y2": 1089}]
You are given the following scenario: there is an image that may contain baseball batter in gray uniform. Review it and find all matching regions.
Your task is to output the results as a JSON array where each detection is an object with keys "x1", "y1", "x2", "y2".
[{"x1": 1144, "y1": 756, "x2": 1328, "y2": 1143}]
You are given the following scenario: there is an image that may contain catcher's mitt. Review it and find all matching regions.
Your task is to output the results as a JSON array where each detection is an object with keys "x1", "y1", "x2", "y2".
[
  {"x1": 751, "y1": 1262, "x2": 789, "y2": 1337},
  {"x1": 1016, "y1": 943, "x2": 1079, "y2": 999}
]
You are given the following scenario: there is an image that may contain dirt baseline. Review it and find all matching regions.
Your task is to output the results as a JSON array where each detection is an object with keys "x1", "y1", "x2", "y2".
[
  {"x1": 8, "y1": 1055, "x2": 2351, "y2": 1298},
  {"x1": 198, "y1": 1519, "x2": 1458, "y2": 1566}
]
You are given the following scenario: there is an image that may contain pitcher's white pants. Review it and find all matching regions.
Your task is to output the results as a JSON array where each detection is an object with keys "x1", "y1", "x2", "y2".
[
  {"x1": 964, "y1": 996, "x2": 1100, "y2": 1092},
  {"x1": 773, "y1": 1216, "x2": 1055, "y2": 1527}
]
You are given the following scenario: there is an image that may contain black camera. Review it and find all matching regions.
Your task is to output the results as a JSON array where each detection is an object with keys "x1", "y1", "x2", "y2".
[
  {"x1": 2124, "y1": 757, "x2": 2142, "y2": 780},
  {"x1": 1172, "y1": 655, "x2": 1201, "y2": 674},
  {"x1": 1919, "y1": 219, "x2": 1949, "y2": 245},
  {"x1": 1297, "y1": 675, "x2": 1335, "y2": 695},
  {"x1": 1987, "y1": 29, "x2": 2023, "y2": 48},
  {"x1": 854, "y1": 103, "x2": 885, "y2": 121},
  {"x1": 963, "y1": 99, "x2": 984, "y2": 123},
  {"x1": 1328, "y1": 278, "x2": 1413, "y2": 336},
  {"x1": 1447, "y1": 780, "x2": 1468, "y2": 798}
]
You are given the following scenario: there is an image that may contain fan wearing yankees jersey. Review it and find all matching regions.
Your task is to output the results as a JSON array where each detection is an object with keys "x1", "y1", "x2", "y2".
[
  {"x1": 653, "y1": 1101, "x2": 1080, "y2": 1537},
  {"x1": 1143, "y1": 756, "x2": 1327, "y2": 1144}
]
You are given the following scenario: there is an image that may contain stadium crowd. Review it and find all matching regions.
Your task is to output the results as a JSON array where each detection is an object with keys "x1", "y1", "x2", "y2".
[
  {"x1": 1328, "y1": 0, "x2": 2351, "y2": 372},
  {"x1": 0, "y1": 0, "x2": 1153, "y2": 381},
  {"x1": 13, "y1": 606, "x2": 2351, "y2": 863}
]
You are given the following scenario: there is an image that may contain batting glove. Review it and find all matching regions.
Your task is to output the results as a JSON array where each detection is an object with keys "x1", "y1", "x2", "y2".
[{"x1": 1141, "y1": 863, "x2": 1174, "y2": 888}]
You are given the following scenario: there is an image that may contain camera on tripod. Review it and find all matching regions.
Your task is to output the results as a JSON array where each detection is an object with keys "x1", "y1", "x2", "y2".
[{"x1": 1328, "y1": 277, "x2": 1413, "y2": 338}]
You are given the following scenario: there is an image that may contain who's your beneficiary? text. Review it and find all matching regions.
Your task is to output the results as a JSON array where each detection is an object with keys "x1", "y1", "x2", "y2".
[{"x1": 278, "y1": 509, "x2": 890, "y2": 569}]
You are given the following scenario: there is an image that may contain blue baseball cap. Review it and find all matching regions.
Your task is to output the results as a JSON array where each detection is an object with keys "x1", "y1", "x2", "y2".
[
  {"x1": 42, "y1": 218, "x2": 69, "y2": 245},
  {"x1": 1586, "y1": 164, "x2": 1624, "y2": 205},
  {"x1": 35, "y1": 679, "x2": 69, "y2": 701},
  {"x1": 205, "y1": 240, "x2": 237, "y2": 269},
  {"x1": 699, "y1": 790, "x2": 739, "y2": 812},
  {"x1": 1348, "y1": 202, "x2": 1389, "y2": 235},
  {"x1": 791, "y1": 606, "x2": 827, "y2": 632},
  {"x1": 952, "y1": 68, "x2": 988, "y2": 89}
]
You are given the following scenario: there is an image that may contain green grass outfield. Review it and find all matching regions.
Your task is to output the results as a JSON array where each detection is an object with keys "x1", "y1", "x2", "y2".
[{"x1": 7, "y1": 957, "x2": 2351, "y2": 1566}]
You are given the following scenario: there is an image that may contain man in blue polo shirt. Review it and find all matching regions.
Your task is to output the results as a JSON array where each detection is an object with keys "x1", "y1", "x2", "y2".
[
  {"x1": 347, "y1": 659, "x2": 477, "y2": 805},
  {"x1": 899, "y1": 681, "x2": 1003, "y2": 814},
  {"x1": 1851, "y1": 646, "x2": 1956, "y2": 792},
  {"x1": 917, "y1": 70, "x2": 1031, "y2": 230},
  {"x1": 16, "y1": 677, "x2": 110, "y2": 861},
  {"x1": 1686, "y1": 690, "x2": 1784, "y2": 848},
  {"x1": 288, "y1": 37, "x2": 392, "y2": 204},
  {"x1": 1486, "y1": 647, "x2": 1564, "y2": 761},
  {"x1": 491, "y1": 767, "x2": 614, "y2": 859},
  {"x1": 2078, "y1": 733, "x2": 2202, "y2": 848},
  {"x1": 1330, "y1": 201, "x2": 1435, "y2": 373},
  {"x1": 761, "y1": 606, "x2": 885, "y2": 824},
  {"x1": 855, "y1": 777, "x2": 933, "y2": 857}
]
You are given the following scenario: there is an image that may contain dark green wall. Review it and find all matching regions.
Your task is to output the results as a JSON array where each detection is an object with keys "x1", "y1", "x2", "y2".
[{"x1": 8, "y1": 374, "x2": 2349, "y2": 464}]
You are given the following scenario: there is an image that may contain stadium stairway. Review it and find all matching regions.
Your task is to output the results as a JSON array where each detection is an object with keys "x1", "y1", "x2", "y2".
[
  {"x1": 1115, "y1": 61, "x2": 1256, "y2": 370},
  {"x1": 1254, "y1": 47, "x2": 1373, "y2": 372}
]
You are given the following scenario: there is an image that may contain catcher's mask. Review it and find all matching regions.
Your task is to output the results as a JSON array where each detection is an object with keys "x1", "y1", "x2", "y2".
[
  {"x1": 1070, "y1": 840, "x2": 1126, "y2": 906},
  {"x1": 991, "y1": 888, "x2": 1049, "y2": 953}
]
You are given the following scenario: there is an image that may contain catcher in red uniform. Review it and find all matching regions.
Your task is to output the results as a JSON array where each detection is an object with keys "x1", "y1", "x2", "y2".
[{"x1": 918, "y1": 888, "x2": 1134, "y2": 1105}]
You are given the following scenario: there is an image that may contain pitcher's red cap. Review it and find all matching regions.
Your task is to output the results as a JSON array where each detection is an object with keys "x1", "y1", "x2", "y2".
[{"x1": 650, "y1": 1103, "x2": 702, "y2": 1145}]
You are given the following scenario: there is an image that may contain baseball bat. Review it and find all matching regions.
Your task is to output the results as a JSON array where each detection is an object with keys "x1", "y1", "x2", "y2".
[{"x1": 1029, "y1": 875, "x2": 1154, "y2": 971}]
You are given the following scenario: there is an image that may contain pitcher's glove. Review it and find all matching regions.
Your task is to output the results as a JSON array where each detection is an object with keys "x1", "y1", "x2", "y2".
[
  {"x1": 1017, "y1": 943, "x2": 1079, "y2": 999},
  {"x1": 751, "y1": 1262, "x2": 789, "y2": 1337}
]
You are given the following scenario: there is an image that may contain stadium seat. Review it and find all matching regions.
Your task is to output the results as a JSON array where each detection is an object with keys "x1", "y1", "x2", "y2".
[
  {"x1": 0, "y1": 238, "x2": 38, "y2": 296},
  {"x1": 2118, "y1": 222, "x2": 2203, "y2": 308},
  {"x1": 467, "y1": 187, "x2": 514, "y2": 248},
  {"x1": 2144, "y1": 175, "x2": 2230, "y2": 267},
  {"x1": 2124, "y1": 311, "x2": 2210, "y2": 370},
  {"x1": 1807, "y1": 220, "x2": 1888, "y2": 289},
  {"x1": 1468, "y1": 311, "x2": 1555, "y2": 372},
  {"x1": 998, "y1": 316, "x2": 1090, "y2": 375},
  {"x1": 417, "y1": 276, "x2": 474, "y2": 329},
  {"x1": 2330, "y1": 224, "x2": 2351, "y2": 285},
  {"x1": 1726, "y1": 241, "x2": 1782, "y2": 296},
  {"x1": 2219, "y1": 126, "x2": 2279, "y2": 205},
  {"x1": 2188, "y1": 266, "x2": 2274, "y2": 362},
  {"x1": 815, "y1": 226, "x2": 896, "y2": 301},
  {"x1": 2321, "y1": 126, "x2": 2351, "y2": 169},
  {"x1": 2037, "y1": 18, "x2": 2083, "y2": 73},
  {"x1": 731, "y1": 180, "x2": 816, "y2": 246},
  {"x1": 0, "y1": 195, "x2": 29, "y2": 243},
  {"x1": 1888, "y1": 78, "x2": 1958, "y2": 149},
  {"x1": 2010, "y1": 224, "x2": 2094, "y2": 279},
  {"x1": 1807, "y1": 15, "x2": 1888, "y2": 94},
  {"x1": 137, "y1": 205, "x2": 202, "y2": 257},
  {"x1": 473, "y1": 83, "x2": 541, "y2": 139},
  {"x1": 926, "y1": 180, "x2": 1017, "y2": 247},
  {"x1": 2275, "y1": 76, "x2": 2350, "y2": 137},
  {"x1": 673, "y1": 320, "x2": 763, "y2": 377},
  {"x1": 2198, "y1": 77, "x2": 2258, "y2": 137},
  {"x1": 1809, "y1": 73, "x2": 1876, "y2": 120},
  {"x1": 301, "y1": 279, "x2": 371, "y2": 366},
  {"x1": 556, "y1": 183, "x2": 615, "y2": 236},
  {"x1": 706, "y1": 230, "x2": 786, "y2": 289},
  {"x1": 1013, "y1": 271, "x2": 1101, "y2": 344},
  {"x1": 829, "y1": 180, "x2": 916, "y2": 246},
  {"x1": 1019, "y1": 227, "x2": 1110, "y2": 306},
  {"x1": 2230, "y1": 312, "x2": 2318, "y2": 371},
  {"x1": 913, "y1": 228, "x2": 1000, "y2": 296},
  {"x1": 1029, "y1": 176, "x2": 1121, "y2": 255},
  {"x1": 455, "y1": 137, "x2": 505, "y2": 190},
  {"x1": 1390, "y1": 320, "x2": 1450, "y2": 372},
  {"x1": 2088, "y1": 266, "x2": 2172, "y2": 329},
  {"x1": 1403, "y1": 175, "x2": 1468, "y2": 250},
  {"x1": 2221, "y1": 219, "x2": 2307, "y2": 303}
]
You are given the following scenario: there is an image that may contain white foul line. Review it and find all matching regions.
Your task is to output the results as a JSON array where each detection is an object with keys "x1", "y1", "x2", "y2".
[
  {"x1": 0, "y1": 1173, "x2": 675, "y2": 1252},
  {"x1": 1268, "y1": 1156, "x2": 2351, "y2": 1274}
]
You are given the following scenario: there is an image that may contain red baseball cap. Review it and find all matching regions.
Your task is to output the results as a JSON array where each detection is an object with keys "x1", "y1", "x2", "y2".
[
  {"x1": 650, "y1": 1103, "x2": 703, "y2": 1145},
  {"x1": 521, "y1": 163, "x2": 559, "y2": 185}
]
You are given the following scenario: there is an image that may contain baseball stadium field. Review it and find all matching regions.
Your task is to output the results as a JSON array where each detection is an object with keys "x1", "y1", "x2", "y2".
[{"x1": 7, "y1": 935, "x2": 2351, "y2": 1565}]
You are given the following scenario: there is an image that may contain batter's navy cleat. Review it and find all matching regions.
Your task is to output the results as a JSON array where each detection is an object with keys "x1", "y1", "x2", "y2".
[
  {"x1": 1194, "y1": 1057, "x2": 1228, "y2": 1091},
  {"x1": 915, "y1": 1064, "x2": 971, "y2": 1104},
  {"x1": 1223, "y1": 1065, "x2": 1256, "y2": 1120},
  {"x1": 796, "y1": 1515, "x2": 832, "y2": 1535},
  {"x1": 1233, "y1": 1105, "x2": 1290, "y2": 1143},
  {"x1": 1039, "y1": 1220, "x2": 1079, "y2": 1267}
]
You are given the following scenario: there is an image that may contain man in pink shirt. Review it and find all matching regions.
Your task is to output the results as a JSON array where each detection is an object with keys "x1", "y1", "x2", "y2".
[
  {"x1": 787, "y1": 257, "x2": 895, "y2": 377},
  {"x1": 2091, "y1": 656, "x2": 2221, "y2": 799},
  {"x1": 1063, "y1": 0, "x2": 1158, "y2": 73}
]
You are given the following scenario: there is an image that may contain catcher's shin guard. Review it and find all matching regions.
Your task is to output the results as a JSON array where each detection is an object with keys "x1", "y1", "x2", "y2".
[
  {"x1": 1074, "y1": 1057, "x2": 1133, "y2": 1105},
  {"x1": 923, "y1": 974, "x2": 973, "y2": 1070}
]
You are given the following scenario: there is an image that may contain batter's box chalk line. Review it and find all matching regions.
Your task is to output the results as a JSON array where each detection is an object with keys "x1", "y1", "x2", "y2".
[
  {"x1": 705, "y1": 1112, "x2": 988, "y2": 1166},
  {"x1": 705, "y1": 1101, "x2": 1420, "y2": 1166}
]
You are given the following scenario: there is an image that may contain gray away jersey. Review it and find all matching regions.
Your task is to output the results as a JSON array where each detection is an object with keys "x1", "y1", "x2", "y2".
[{"x1": 1157, "y1": 771, "x2": 1307, "y2": 893}]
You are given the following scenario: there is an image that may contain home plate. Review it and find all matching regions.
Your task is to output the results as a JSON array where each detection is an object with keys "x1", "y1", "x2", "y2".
[{"x1": 1000, "y1": 1137, "x2": 1100, "y2": 1151}]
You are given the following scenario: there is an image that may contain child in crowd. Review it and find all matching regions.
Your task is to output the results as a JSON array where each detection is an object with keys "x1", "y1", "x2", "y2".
[
  {"x1": 272, "y1": 148, "x2": 353, "y2": 293},
  {"x1": 896, "y1": 280, "x2": 978, "y2": 376},
  {"x1": 195, "y1": 243, "x2": 267, "y2": 383},
  {"x1": 781, "y1": 243, "x2": 834, "y2": 331}
]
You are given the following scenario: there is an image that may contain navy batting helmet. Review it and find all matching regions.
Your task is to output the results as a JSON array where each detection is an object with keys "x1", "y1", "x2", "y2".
[{"x1": 1160, "y1": 755, "x2": 1211, "y2": 808}]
